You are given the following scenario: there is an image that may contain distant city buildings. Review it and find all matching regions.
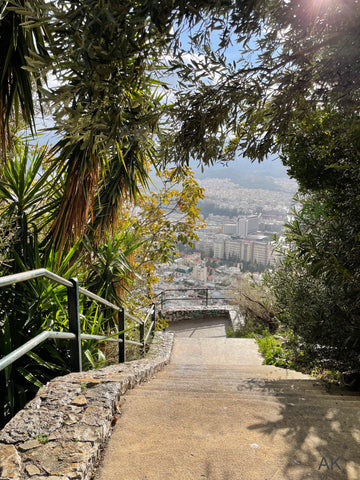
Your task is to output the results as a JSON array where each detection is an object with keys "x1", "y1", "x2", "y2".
[
  {"x1": 191, "y1": 263, "x2": 208, "y2": 283},
  {"x1": 194, "y1": 214, "x2": 282, "y2": 267},
  {"x1": 155, "y1": 174, "x2": 295, "y2": 291}
]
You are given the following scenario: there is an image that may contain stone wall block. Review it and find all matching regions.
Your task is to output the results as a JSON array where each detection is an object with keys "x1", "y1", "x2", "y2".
[
  {"x1": 0, "y1": 332, "x2": 174, "y2": 480},
  {"x1": 0, "y1": 444, "x2": 22, "y2": 479}
]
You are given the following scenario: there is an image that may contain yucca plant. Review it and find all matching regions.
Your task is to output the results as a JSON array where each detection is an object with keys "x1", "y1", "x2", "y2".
[
  {"x1": 83, "y1": 228, "x2": 143, "y2": 308},
  {"x1": 0, "y1": 1, "x2": 50, "y2": 153},
  {"x1": 0, "y1": 141, "x2": 150, "y2": 427},
  {"x1": 0, "y1": 238, "x2": 80, "y2": 427},
  {"x1": 0, "y1": 142, "x2": 75, "y2": 427}
]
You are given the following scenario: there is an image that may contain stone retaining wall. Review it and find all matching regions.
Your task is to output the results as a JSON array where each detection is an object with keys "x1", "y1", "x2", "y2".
[
  {"x1": 160, "y1": 306, "x2": 245, "y2": 330},
  {"x1": 160, "y1": 306, "x2": 231, "y2": 323},
  {"x1": 0, "y1": 331, "x2": 174, "y2": 480}
]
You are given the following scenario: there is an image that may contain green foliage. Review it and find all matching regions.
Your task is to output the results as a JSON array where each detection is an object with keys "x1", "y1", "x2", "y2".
[
  {"x1": 0, "y1": 141, "x2": 137, "y2": 427},
  {"x1": 227, "y1": 320, "x2": 269, "y2": 339},
  {"x1": 9, "y1": 0, "x2": 227, "y2": 247},
  {"x1": 265, "y1": 110, "x2": 360, "y2": 384},
  {"x1": 83, "y1": 228, "x2": 142, "y2": 306},
  {"x1": 120, "y1": 166, "x2": 205, "y2": 294},
  {"x1": 256, "y1": 335, "x2": 288, "y2": 368},
  {"x1": 228, "y1": 275, "x2": 277, "y2": 334},
  {"x1": 168, "y1": 0, "x2": 360, "y2": 165},
  {"x1": 0, "y1": 0, "x2": 50, "y2": 151},
  {"x1": 227, "y1": 323, "x2": 295, "y2": 370},
  {"x1": 35, "y1": 434, "x2": 49, "y2": 445}
]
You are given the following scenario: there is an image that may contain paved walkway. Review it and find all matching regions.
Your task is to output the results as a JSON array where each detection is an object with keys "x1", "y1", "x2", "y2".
[{"x1": 96, "y1": 317, "x2": 360, "y2": 480}]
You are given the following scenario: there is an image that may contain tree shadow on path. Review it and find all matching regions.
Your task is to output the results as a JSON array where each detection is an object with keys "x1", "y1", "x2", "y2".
[{"x1": 246, "y1": 377, "x2": 360, "y2": 479}]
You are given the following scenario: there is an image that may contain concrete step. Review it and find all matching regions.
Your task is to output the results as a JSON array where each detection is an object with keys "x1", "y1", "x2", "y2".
[
  {"x1": 134, "y1": 386, "x2": 360, "y2": 407},
  {"x1": 96, "y1": 320, "x2": 360, "y2": 480}
]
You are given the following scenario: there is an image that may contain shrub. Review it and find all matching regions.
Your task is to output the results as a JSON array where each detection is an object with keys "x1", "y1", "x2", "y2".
[{"x1": 256, "y1": 334, "x2": 288, "y2": 367}]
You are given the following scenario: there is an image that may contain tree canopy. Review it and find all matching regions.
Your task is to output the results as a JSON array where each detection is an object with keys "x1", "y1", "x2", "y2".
[
  {"x1": 168, "y1": 0, "x2": 360, "y2": 165},
  {"x1": 0, "y1": 0, "x2": 218, "y2": 245}
]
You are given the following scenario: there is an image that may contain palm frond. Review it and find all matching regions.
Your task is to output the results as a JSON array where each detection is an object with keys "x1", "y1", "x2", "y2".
[{"x1": 0, "y1": 1, "x2": 50, "y2": 154}]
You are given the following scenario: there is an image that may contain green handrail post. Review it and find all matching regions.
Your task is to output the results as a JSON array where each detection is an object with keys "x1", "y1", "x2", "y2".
[
  {"x1": 205, "y1": 289, "x2": 209, "y2": 307},
  {"x1": 68, "y1": 278, "x2": 82, "y2": 372},
  {"x1": 118, "y1": 307, "x2": 125, "y2": 363}
]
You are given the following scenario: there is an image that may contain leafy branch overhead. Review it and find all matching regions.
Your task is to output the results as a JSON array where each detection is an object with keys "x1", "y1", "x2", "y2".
[
  {"x1": 1, "y1": 0, "x2": 270, "y2": 247},
  {"x1": 121, "y1": 166, "x2": 204, "y2": 268},
  {"x1": 168, "y1": 0, "x2": 360, "y2": 165}
]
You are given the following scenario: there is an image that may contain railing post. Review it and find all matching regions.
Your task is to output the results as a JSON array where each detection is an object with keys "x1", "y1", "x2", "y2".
[
  {"x1": 118, "y1": 307, "x2": 125, "y2": 363},
  {"x1": 139, "y1": 322, "x2": 145, "y2": 357},
  {"x1": 151, "y1": 303, "x2": 156, "y2": 337},
  {"x1": 67, "y1": 278, "x2": 82, "y2": 372},
  {"x1": 161, "y1": 291, "x2": 165, "y2": 310},
  {"x1": 206, "y1": 289, "x2": 209, "y2": 307}
]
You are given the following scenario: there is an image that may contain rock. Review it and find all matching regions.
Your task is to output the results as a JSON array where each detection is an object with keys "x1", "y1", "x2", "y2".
[
  {"x1": 25, "y1": 464, "x2": 41, "y2": 476},
  {"x1": 18, "y1": 440, "x2": 41, "y2": 452},
  {"x1": 28, "y1": 441, "x2": 96, "y2": 477},
  {"x1": 28, "y1": 477, "x2": 71, "y2": 480},
  {"x1": 0, "y1": 444, "x2": 21, "y2": 479},
  {"x1": 71, "y1": 395, "x2": 87, "y2": 406}
]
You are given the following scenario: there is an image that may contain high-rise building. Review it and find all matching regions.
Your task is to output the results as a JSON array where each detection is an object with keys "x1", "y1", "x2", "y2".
[
  {"x1": 223, "y1": 224, "x2": 237, "y2": 235},
  {"x1": 212, "y1": 237, "x2": 279, "y2": 266},
  {"x1": 236, "y1": 217, "x2": 248, "y2": 236},
  {"x1": 214, "y1": 241, "x2": 225, "y2": 259},
  {"x1": 247, "y1": 215, "x2": 259, "y2": 234},
  {"x1": 225, "y1": 240, "x2": 242, "y2": 260},
  {"x1": 241, "y1": 240, "x2": 253, "y2": 262},
  {"x1": 236, "y1": 215, "x2": 259, "y2": 236},
  {"x1": 252, "y1": 242, "x2": 269, "y2": 265}
]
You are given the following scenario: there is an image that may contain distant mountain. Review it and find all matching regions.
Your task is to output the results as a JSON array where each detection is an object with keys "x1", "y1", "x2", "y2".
[
  {"x1": 190, "y1": 154, "x2": 294, "y2": 191},
  {"x1": 192, "y1": 154, "x2": 289, "y2": 179},
  {"x1": 197, "y1": 167, "x2": 284, "y2": 190}
]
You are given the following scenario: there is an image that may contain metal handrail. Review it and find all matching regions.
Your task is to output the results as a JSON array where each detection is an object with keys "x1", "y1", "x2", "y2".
[
  {"x1": 125, "y1": 311, "x2": 144, "y2": 325},
  {"x1": 0, "y1": 331, "x2": 76, "y2": 371},
  {"x1": 0, "y1": 268, "x2": 122, "y2": 312},
  {"x1": 0, "y1": 269, "x2": 157, "y2": 373},
  {"x1": 144, "y1": 321, "x2": 155, "y2": 345},
  {"x1": 79, "y1": 286, "x2": 121, "y2": 311},
  {"x1": 143, "y1": 304, "x2": 155, "y2": 325},
  {"x1": 0, "y1": 268, "x2": 73, "y2": 288},
  {"x1": 157, "y1": 287, "x2": 237, "y2": 309},
  {"x1": 158, "y1": 287, "x2": 233, "y2": 292}
]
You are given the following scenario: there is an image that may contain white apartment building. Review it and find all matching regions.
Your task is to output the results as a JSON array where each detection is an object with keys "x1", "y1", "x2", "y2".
[
  {"x1": 236, "y1": 217, "x2": 248, "y2": 236},
  {"x1": 191, "y1": 263, "x2": 208, "y2": 283},
  {"x1": 236, "y1": 215, "x2": 259, "y2": 236},
  {"x1": 225, "y1": 240, "x2": 242, "y2": 260},
  {"x1": 212, "y1": 238, "x2": 275, "y2": 266},
  {"x1": 241, "y1": 240, "x2": 252, "y2": 262},
  {"x1": 252, "y1": 242, "x2": 269, "y2": 265},
  {"x1": 247, "y1": 215, "x2": 259, "y2": 234},
  {"x1": 223, "y1": 223, "x2": 237, "y2": 235},
  {"x1": 214, "y1": 241, "x2": 225, "y2": 259}
]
